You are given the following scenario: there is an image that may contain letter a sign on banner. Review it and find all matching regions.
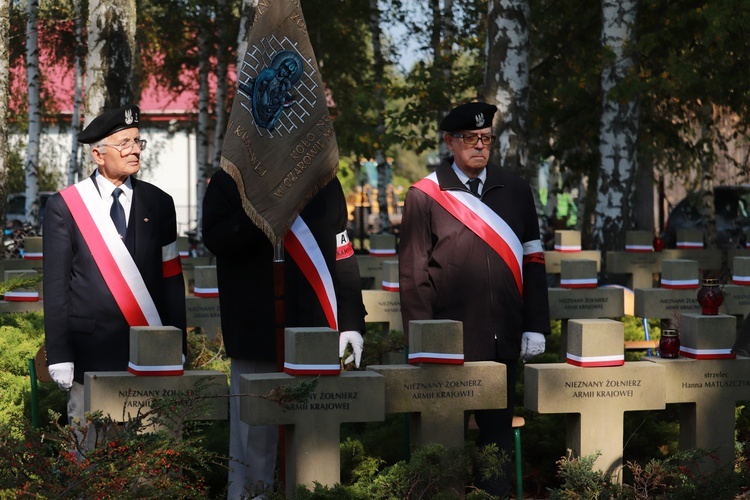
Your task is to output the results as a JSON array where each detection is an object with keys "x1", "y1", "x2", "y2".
[{"x1": 221, "y1": 0, "x2": 339, "y2": 244}]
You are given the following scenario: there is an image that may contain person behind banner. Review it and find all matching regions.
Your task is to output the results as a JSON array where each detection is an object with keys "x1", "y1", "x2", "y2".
[
  {"x1": 398, "y1": 101, "x2": 550, "y2": 496},
  {"x1": 43, "y1": 104, "x2": 187, "y2": 429},
  {"x1": 202, "y1": 169, "x2": 367, "y2": 499}
]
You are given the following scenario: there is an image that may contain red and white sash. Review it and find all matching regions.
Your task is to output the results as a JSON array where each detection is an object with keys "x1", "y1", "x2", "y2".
[
  {"x1": 284, "y1": 216, "x2": 338, "y2": 331},
  {"x1": 60, "y1": 180, "x2": 162, "y2": 327},
  {"x1": 413, "y1": 173, "x2": 524, "y2": 294},
  {"x1": 282, "y1": 217, "x2": 344, "y2": 375}
]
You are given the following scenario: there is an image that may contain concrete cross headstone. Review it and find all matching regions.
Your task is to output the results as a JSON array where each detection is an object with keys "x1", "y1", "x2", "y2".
[
  {"x1": 185, "y1": 265, "x2": 221, "y2": 341},
  {"x1": 357, "y1": 233, "x2": 397, "y2": 290},
  {"x1": 634, "y1": 259, "x2": 704, "y2": 321},
  {"x1": 84, "y1": 326, "x2": 227, "y2": 430},
  {"x1": 549, "y1": 260, "x2": 625, "y2": 357},
  {"x1": 662, "y1": 230, "x2": 722, "y2": 273},
  {"x1": 645, "y1": 313, "x2": 750, "y2": 472},
  {"x1": 525, "y1": 319, "x2": 666, "y2": 482},
  {"x1": 368, "y1": 320, "x2": 507, "y2": 449},
  {"x1": 543, "y1": 231, "x2": 601, "y2": 281},
  {"x1": 1, "y1": 269, "x2": 43, "y2": 314},
  {"x1": 240, "y1": 327, "x2": 386, "y2": 496},
  {"x1": 605, "y1": 231, "x2": 662, "y2": 289}
]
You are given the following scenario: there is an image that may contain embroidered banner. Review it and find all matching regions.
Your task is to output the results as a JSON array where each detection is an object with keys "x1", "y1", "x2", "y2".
[{"x1": 221, "y1": 0, "x2": 338, "y2": 244}]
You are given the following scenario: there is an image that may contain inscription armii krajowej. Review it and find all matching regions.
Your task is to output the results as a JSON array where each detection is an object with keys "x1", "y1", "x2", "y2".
[
  {"x1": 565, "y1": 377, "x2": 643, "y2": 398},
  {"x1": 402, "y1": 378, "x2": 483, "y2": 400}
]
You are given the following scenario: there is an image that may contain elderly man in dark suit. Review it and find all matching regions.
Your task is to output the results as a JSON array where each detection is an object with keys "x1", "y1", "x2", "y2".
[{"x1": 43, "y1": 104, "x2": 187, "y2": 426}]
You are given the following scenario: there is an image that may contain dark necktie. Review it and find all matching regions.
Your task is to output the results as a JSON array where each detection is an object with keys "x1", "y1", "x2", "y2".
[
  {"x1": 467, "y1": 177, "x2": 481, "y2": 196},
  {"x1": 110, "y1": 187, "x2": 127, "y2": 238}
]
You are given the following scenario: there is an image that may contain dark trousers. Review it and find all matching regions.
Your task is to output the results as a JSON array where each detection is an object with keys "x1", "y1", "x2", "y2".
[{"x1": 472, "y1": 359, "x2": 518, "y2": 497}]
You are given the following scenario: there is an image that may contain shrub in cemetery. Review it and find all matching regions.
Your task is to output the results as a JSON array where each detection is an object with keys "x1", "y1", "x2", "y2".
[
  {"x1": 549, "y1": 448, "x2": 750, "y2": 499},
  {"x1": 0, "y1": 310, "x2": 66, "y2": 436},
  {"x1": 288, "y1": 442, "x2": 504, "y2": 499}
]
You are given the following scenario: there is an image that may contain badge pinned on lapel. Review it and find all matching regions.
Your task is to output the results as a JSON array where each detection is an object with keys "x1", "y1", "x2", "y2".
[{"x1": 143, "y1": 218, "x2": 149, "y2": 223}]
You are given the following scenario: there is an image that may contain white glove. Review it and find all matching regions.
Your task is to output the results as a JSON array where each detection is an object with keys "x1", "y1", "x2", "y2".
[
  {"x1": 48, "y1": 362, "x2": 74, "y2": 391},
  {"x1": 339, "y1": 330, "x2": 364, "y2": 368},
  {"x1": 520, "y1": 332, "x2": 546, "y2": 362}
]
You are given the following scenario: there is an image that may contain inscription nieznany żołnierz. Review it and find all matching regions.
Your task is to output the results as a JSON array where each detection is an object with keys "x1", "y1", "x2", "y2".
[
  {"x1": 565, "y1": 378, "x2": 643, "y2": 398},
  {"x1": 658, "y1": 297, "x2": 697, "y2": 311},
  {"x1": 559, "y1": 297, "x2": 609, "y2": 311},
  {"x1": 117, "y1": 388, "x2": 195, "y2": 408},
  {"x1": 681, "y1": 371, "x2": 750, "y2": 389},
  {"x1": 378, "y1": 300, "x2": 400, "y2": 313},
  {"x1": 402, "y1": 379, "x2": 483, "y2": 400},
  {"x1": 283, "y1": 391, "x2": 360, "y2": 411}
]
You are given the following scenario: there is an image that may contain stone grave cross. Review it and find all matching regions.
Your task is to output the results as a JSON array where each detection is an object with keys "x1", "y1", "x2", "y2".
[
  {"x1": 368, "y1": 320, "x2": 507, "y2": 449},
  {"x1": 184, "y1": 265, "x2": 222, "y2": 341},
  {"x1": 645, "y1": 313, "x2": 750, "y2": 471},
  {"x1": 525, "y1": 319, "x2": 666, "y2": 482},
  {"x1": 84, "y1": 326, "x2": 227, "y2": 429},
  {"x1": 240, "y1": 327, "x2": 385, "y2": 496},
  {"x1": 634, "y1": 259, "x2": 705, "y2": 322},
  {"x1": 605, "y1": 231, "x2": 662, "y2": 289},
  {"x1": 543, "y1": 230, "x2": 601, "y2": 284},
  {"x1": 548, "y1": 259, "x2": 624, "y2": 357}
]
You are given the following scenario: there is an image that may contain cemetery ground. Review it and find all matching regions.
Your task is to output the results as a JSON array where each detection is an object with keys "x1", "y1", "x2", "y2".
[{"x1": 1, "y1": 311, "x2": 749, "y2": 498}]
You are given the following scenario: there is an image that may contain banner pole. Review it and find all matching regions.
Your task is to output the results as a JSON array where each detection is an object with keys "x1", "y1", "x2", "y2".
[{"x1": 273, "y1": 240, "x2": 286, "y2": 491}]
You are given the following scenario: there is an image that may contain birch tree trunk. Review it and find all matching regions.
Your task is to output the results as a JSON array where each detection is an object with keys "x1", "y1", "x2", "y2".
[
  {"x1": 84, "y1": 0, "x2": 136, "y2": 122},
  {"x1": 236, "y1": 0, "x2": 258, "y2": 69},
  {"x1": 211, "y1": 0, "x2": 230, "y2": 174},
  {"x1": 25, "y1": 0, "x2": 40, "y2": 227},
  {"x1": 0, "y1": 0, "x2": 9, "y2": 235},
  {"x1": 369, "y1": 0, "x2": 390, "y2": 232},
  {"x1": 485, "y1": 0, "x2": 543, "y2": 233},
  {"x1": 432, "y1": 0, "x2": 453, "y2": 162},
  {"x1": 484, "y1": 0, "x2": 531, "y2": 179},
  {"x1": 195, "y1": 7, "x2": 211, "y2": 239},
  {"x1": 67, "y1": 0, "x2": 84, "y2": 186},
  {"x1": 594, "y1": 0, "x2": 639, "y2": 252}
]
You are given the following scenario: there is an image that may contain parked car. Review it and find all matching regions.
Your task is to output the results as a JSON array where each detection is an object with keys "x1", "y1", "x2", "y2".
[
  {"x1": 5, "y1": 191, "x2": 54, "y2": 228},
  {"x1": 662, "y1": 185, "x2": 750, "y2": 249}
]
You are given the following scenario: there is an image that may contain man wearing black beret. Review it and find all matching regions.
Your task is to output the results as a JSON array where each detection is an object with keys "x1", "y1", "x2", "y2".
[
  {"x1": 399, "y1": 101, "x2": 550, "y2": 495},
  {"x1": 43, "y1": 105, "x2": 187, "y2": 427}
]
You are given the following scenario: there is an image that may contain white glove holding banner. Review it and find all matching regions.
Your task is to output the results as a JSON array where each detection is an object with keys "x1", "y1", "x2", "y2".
[
  {"x1": 48, "y1": 362, "x2": 75, "y2": 391},
  {"x1": 520, "y1": 332, "x2": 546, "y2": 362},
  {"x1": 339, "y1": 330, "x2": 364, "y2": 368}
]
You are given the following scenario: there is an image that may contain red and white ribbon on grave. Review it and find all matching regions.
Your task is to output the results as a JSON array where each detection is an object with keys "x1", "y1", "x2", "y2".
[
  {"x1": 732, "y1": 274, "x2": 750, "y2": 285},
  {"x1": 282, "y1": 362, "x2": 341, "y2": 376},
  {"x1": 566, "y1": 352, "x2": 624, "y2": 368},
  {"x1": 408, "y1": 352, "x2": 465, "y2": 365},
  {"x1": 3, "y1": 290, "x2": 39, "y2": 302},
  {"x1": 660, "y1": 278, "x2": 700, "y2": 289},
  {"x1": 554, "y1": 243, "x2": 582, "y2": 252},
  {"x1": 194, "y1": 287, "x2": 219, "y2": 298},
  {"x1": 678, "y1": 346, "x2": 736, "y2": 360},
  {"x1": 625, "y1": 244, "x2": 653, "y2": 253},
  {"x1": 127, "y1": 362, "x2": 184, "y2": 376},
  {"x1": 369, "y1": 247, "x2": 397, "y2": 257},
  {"x1": 676, "y1": 241, "x2": 703, "y2": 249},
  {"x1": 23, "y1": 251, "x2": 43, "y2": 260},
  {"x1": 381, "y1": 279, "x2": 399, "y2": 292},
  {"x1": 560, "y1": 278, "x2": 598, "y2": 289}
]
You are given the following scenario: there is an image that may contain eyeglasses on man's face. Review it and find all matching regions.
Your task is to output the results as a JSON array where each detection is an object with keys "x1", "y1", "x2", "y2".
[
  {"x1": 97, "y1": 138, "x2": 147, "y2": 155},
  {"x1": 451, "y1": 133, "x2": 496, "y2": 146}
]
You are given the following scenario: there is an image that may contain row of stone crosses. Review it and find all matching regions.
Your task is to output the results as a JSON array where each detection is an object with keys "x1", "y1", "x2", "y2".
[{"x1": 5, "y1": 229, "x2": 750, "y2": 493}]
